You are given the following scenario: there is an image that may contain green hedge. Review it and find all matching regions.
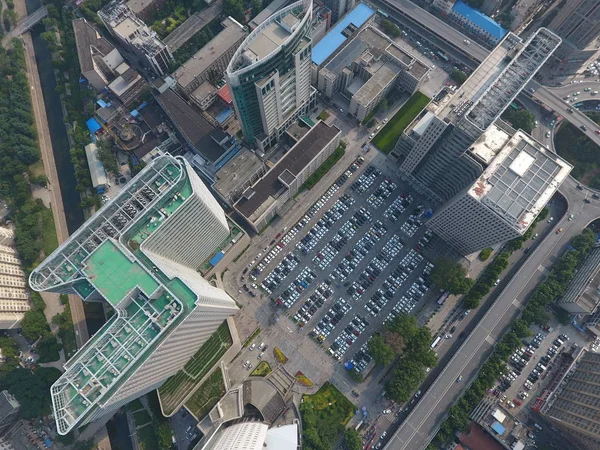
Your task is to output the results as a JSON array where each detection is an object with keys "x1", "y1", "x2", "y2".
[{"x1": 371, "y1": 92, "x2": 430, "y2": 154}]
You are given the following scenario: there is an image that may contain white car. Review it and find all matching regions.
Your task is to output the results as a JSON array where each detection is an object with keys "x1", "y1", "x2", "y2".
[{"x1": 249, "y1": 343, "x2": 256, "y2": 351}]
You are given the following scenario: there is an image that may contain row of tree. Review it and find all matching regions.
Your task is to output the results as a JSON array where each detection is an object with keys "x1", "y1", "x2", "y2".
[
  {"x1": 363, "y1": 314, "x2": 437, "y2": 403},
  {"x1": 429, "y1": 228, "x2": 597, "y2": 448}
]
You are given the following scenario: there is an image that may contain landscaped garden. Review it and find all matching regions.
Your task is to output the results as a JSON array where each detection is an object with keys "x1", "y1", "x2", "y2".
[
  {"x1": 371, "y1": 91, "x2": 430, "y2": 154},
  {"x1": 184, "y1": 369, "x2": 225, "y2": 420},
  {"x1": 300, "y1": 382, "x2": 355, "y2": 450},
  {"x1": 250, "y1": 361, "x2": 272, "y2": 377},
  {"x1": 158, "y1": 322, "x2": 231, "y2": 414}
]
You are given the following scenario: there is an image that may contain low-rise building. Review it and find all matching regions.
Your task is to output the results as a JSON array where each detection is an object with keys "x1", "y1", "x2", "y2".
[
  {"x1": 448, "y1": 0, "x2": 508, "y2": 46},
  {"x1": 156, "y1": 88, "x2": 242, "y2": 181},
  {"x1": 107, "y1": 62, "x2": 147, "y2": 106},
  {"x1": 99, "y1": 0, "x2": 173, "y2": 75},
  {"x1": 72, "y1": 18, "x2": 125, "y2": 91},
  {"x1": 85, "y1": 143, "x2": 109, "y2": 194},
  {"x1": 317, "y1": 26, "x2": 430, "y2": 121},
  {"x1": 0, "y1": 245, "x2": 29, "y2": 329},
  {"x1": 125, "y1": 0, "x2": 166, "y2": 22},
  {"x1": 234, "y1": 121, "x2": 341, "y2": 232},
  {"x1": 173, "y1": 17, "x2": 247, "y2": 98},
  {"x1": 213, "y1": 150, "x2": 266, "y2": 205}
]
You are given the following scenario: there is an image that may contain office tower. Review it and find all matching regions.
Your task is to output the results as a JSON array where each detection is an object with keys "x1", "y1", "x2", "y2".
[
  {"x1": 543, "y1": 351, "x2": 600, "y2": 450},
  {"x1": 323, "y1": 0, "x2": 350, "y2": 23},
  {"x1": 427, "y1": 128, "x2": 571, "y2": 255},
  {"x1": 548, "y1": 0, "x2": 600, "y2": 50},
  {"x1": 226, "y1": 0, "x2": 316, "y2": 152},
  {"x1": 29, "y1": 155, "x2": 238, "y2": 434},
  {"x1": 98, "y1": 0, "x2": 173, "y2": 76},
  {"x1": 0, "y1": 391, "x2": 19, "y2": 437},
  {"x1": 557, "y1": 246, "x2": 600, "y2": 314},
  {"x1": 394, "y1": 28, "x2": 561, "y2": 203}
]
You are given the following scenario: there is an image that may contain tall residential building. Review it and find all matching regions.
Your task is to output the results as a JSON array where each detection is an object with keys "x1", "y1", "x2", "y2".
[
  {"x1": 427, "y1": 127, "x2": 571, "y2": 255},
  {"x1": 542, "y1": 351, "x2": 600, "y2": 450},
  {"x1": 29, "y1": 155, "x2": 238, "y2": 435},
  {"x1": 0, "y1": 244, "x2": 29, "y2": 330},
  {"x1": 226, "y1": 0, "x2": 316, "y2": 152},
  {"x1": 557, "y1": 246, "x2": 600, "y2": 314},
  {"x1": 548, "y1": 0, "x2": 600, "y2": 50},
  {"x1": 99, "y1": 0, "x2": 173, "y2": 76},
  {"x1": 392, "y1": 28, "x2": 561, "y2": 203}
]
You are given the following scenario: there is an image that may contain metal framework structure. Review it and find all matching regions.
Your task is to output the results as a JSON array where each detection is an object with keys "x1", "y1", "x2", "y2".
[{"x1": 465, "y1": 28, "x2": 561, "y2": 132}]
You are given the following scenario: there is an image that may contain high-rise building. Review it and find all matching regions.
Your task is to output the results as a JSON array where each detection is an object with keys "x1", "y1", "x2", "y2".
[
  {"x1": 99, "y1": 0, "x2": 173, "y2": 76},
  {"x1": 557, "y1": 246, "x2": 600, "y2": 315},
  {"x1": 0, "y1": 391, "x2": 19, "y2": 437},
  {"x1": 542, "y1": 351, "x2": 600, "y2": 450},
  {"x1": 0, "y1": 243, "x2": 30, "y2": 330},
  {"x1": 392, "y1": 28, "x2": 561, "y2": 203},
  {"x1": 427, "y1": 127, "x2": 571, "y2": 255},
  {"x1": 547, "y1": 0, "x2": 600, "y2": 50},
  {"x1": 29, "y1": 155, "x2": 238, "y2": 435},
  {"x1": 226, "y1": 0, "x2": 316, "y2": 152}
]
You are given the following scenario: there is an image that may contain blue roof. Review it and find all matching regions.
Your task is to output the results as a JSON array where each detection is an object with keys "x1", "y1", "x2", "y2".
[
  {"x1": 491, "y1": 421, "x2": 505, "y2": 435},
  {"x1": 209, "y1": 251, "x2": 225, "y2": 266},
  {"x1": 86, "y1": 118, "x2": 102, "y2": 134},
  {"x1": 312, "y1": 3, "x2": 375, "y2": 66},
  {"x1": 452, "y1": 0, "x2": 508, "y2": 40}
]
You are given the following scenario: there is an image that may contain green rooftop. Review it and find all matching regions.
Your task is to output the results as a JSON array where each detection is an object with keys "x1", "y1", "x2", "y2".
[{"x1": 84, "y1": 240, "x2": 160, "y2": 306}]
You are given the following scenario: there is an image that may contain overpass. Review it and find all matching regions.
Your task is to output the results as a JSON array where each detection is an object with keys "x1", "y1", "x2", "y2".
[{"x1": 1, "y1": 6, "x2": 48, "y2": 46}]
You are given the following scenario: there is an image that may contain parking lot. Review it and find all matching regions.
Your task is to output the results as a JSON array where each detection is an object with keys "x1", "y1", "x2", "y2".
[{"x1": 241, "y1": 156, "x2": 441, "y2": 378}]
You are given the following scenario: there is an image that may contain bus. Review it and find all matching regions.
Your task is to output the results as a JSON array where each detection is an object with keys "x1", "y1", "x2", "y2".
[
  {"x1": 377, "y1": 8, "x2": 389, "y2": 18},
  {"x1": 437, "y1": 51, "x2": 449, "y2": 62},
  {"x1": 430, "y1": 336, "x2": 442, "y2": 349},
  {"x1": 437, "y1": 291, "x2": 450, "y2": 306},
  {"x1": 510, "y1": 102, "x2": 520, "y2": 110}
]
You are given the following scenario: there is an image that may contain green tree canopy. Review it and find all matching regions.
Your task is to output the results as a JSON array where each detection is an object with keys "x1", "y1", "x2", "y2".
[
  {"x1": 381, "y1": 19, "x2": 401, "y2": 38},
  {"x1": 502, "y1": 108, "x2": 536, "y2": 134},
  {"x1": 20, "y1": 310, "x2": 51, "y2": 341},
  {"x1": 0, "y1": 367, "x2": 61, "y2": 419},
  {"x1": 96, "y1": 139, "x2": 119, "y2": 176},
  {"x1": 224, "y1": 0, "x2": 245, "y2": 23},
  {"x1": 343, "y1": 429, "x2": 362, "y2": 450},
  {"x1": 450, "y1": 69, "x2": 468, "y2": 85},
  {"x1": 429, "y1": 258, "x2": 474, "y2": 295},
  {"x1": 368, "y1": 334, "x2": 395, "y2": 366}
]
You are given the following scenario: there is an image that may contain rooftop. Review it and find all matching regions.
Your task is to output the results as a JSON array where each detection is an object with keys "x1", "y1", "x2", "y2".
[
  {"x1": 213, "y1": 150, "x2": 264, "y2": 202},
  {"x1": 469, "y1": 130, "x2": 572, "y2": 231},
  {"x1": 157, "y1": 89, "x2": 226, "y2": 163},
  {"x1": 452, "y1": 0, "x2": 508, "y2": 40},
  {"x1": 83, "y1": 240, "x2": 159, "y2": 307},
  {"x1": 249, "y1": 0, "x2": 291, "y2": 30},
  {"x1": 173, "y1": 18, "x2": 246, "y2": 90},
  {"x1": 72, "y1": 18, "x2": 119, "y2": 76},
  {"x1": 312, "y1": 3, "x2": 374, "y2": 65},
  {"x1": 352, "y1": 62, "x2": 396, "y2": 106},
  {"x1": 469, "y1": 123, "x2": 512, "y2": 164},
  {"x1": 84, "y1": 143, "x2": 108, "y2": 189},
  {"x1": 234, "y1": 121, "x2": 340, "y2": 219},
  {"x1": 558, "y1": 246, "x2": 600, "y2": 312}
]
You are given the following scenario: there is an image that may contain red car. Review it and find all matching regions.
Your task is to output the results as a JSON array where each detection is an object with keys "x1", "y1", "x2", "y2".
[{"x1": 513, "y1": 399, "x2": 522, "y2": 406}]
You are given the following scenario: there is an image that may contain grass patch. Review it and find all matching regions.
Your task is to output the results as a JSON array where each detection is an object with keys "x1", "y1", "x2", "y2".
[
  {"x1": 300, "y1": 382, "x2": 355, "y2": 449},
  {"x1": 301, "y1": 142, "x2": 346, "y2": 191},
  {"x1": 372, "y1": 92, "x2": 430, "y2": 154},
  {"x1": 317, "y1": 110, "x2": 330, "y2": 121},
  {"x1": 29, "y1": 159, "x2": 44, "y2": 177},
  {"x1": 295, "y1": 370, "x2": 313, "y2": 387},
  {"x1": 555, "y1": 112, "x2": 600, "y2": 187},
  {"x1": 137, "y1": 423, "x2": 159, "y2": 450},
  {"x1": 242, "y1": 327, "x2": 261, "y2": 348},
  {"x1": 185, "y1": 369, "x2": 225, "y2": 420},
  {"x1": 41, "y1": 208, "x2": 58, "y2": 257},
  {"x1": 133, "y1": 409, "x2": 152, "y2": 426},
  {"x1": 274, "y1": 347, "x2": 288, "y2": 364},
  {"x1": 158, "y1": 322, "x2": 232, "y2": 414},
  {"x1": 127, "y1": 399, "x2": 144, "y2": 412},
  {"x1": 251, "y1": 361, "x2": 272, "y2": 377}
]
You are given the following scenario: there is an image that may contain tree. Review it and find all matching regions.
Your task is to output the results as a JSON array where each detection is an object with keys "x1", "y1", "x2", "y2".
[
  {"x1": 502, "y1": 108, "x2": 535, "y2": 134},
  {"x1": 96, "y1": 139, "x2": 119, "y2": 175},
  {"x1": 251, "y1": 0, "x2": 263, "y2": 18},
  {"x1": 382, "y1": 330, "x2": 404, "y2": 352},
  {"x1": 368, "y1": 334, "x2": 395, "y2": 366},
  {"x1": 0, "y1": 367, "x2": 61, "y2": 419},
  {"x1": 450, "y1": 69, "x2": 468, "y2": 85},
  {"x1": 343, "y1": 429, "x2": 362, "y2": 450},
  {"x1": 156, "y1": 421, "x2": 172, "y2": 449},
  {"x1": 479, "y1": 248, "x2": 492, "y2": 261},
  {"x1": 347, "y1": 369, "x2": 363, "y2": 382},
  {"x1": 429, "y1": 258, "x2": 474, "y2": 295},
  {"x1": 554, "y1": 307, "x2": 572, "y2": 325},
  {"x1": 224, "y1": 0, "x2": 245, "y2": 23},
  {"x1": 381, "y1": 19, "x2": 401, "y2": 38},
  {"x1": 20, "y1": 310, "x2": 51, "y2": 340}
]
